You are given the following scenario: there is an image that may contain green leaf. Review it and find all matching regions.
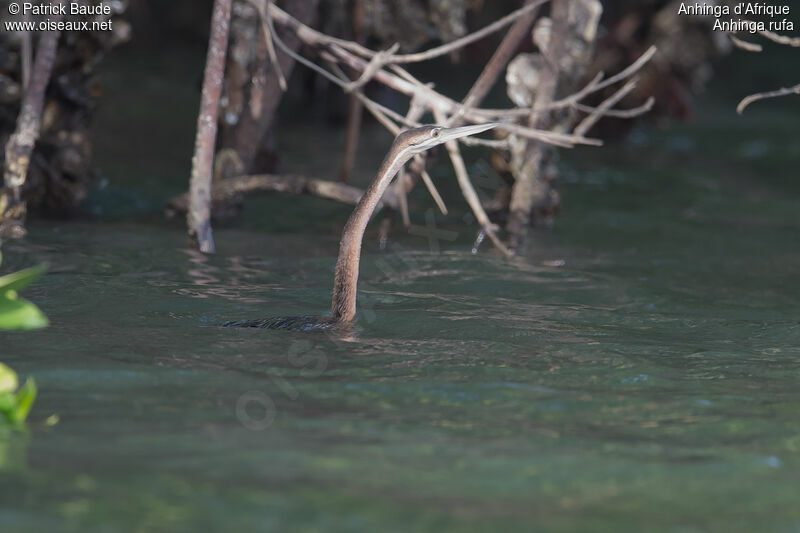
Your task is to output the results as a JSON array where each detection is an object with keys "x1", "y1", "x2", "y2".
[
  {"x1": 0, "y1": 295, "x2": 49, "y2": 330},
  {"x1": 11, "y1": 378, "x2": 36, "y2": 423},
  {"x1": 0, "y1": 264, "x2": 47, "y2": 294},
  {"x1": 0, "y1": 363, "x2": 37, "y2": 426},
  {"x1": 0, "y1": 393, "x2": 14, "y2": 413},
  {"x1": 0, "y1": 363, "x2": 19, "y2": 394}
]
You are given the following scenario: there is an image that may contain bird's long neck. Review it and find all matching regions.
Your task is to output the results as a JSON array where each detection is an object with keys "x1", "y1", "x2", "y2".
[{"x1": 331, "y1": 141, "x2": 413, "y2": 323}]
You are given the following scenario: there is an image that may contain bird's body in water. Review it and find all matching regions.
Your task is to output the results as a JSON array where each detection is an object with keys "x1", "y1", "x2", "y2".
[
  {"x1": 224, "y1": 123, "x2": 500, "y2": 331},
  {"x1": 223, "y1": 315, "x2": 334, "y2": 332}
]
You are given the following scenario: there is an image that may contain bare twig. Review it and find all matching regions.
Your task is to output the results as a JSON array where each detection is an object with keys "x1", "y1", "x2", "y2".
[
  {"x1": 168, "y1": 173, "x2": 402, "y2": 216},
  {"x1": 732, "y1": 22, "x2": 800, "y2": 48},
  {"x1": 269, "y1": 5, "x2": 603, "y2": 148},
  {"x1": 389, "y1": 0, "x2": 551, "y2": 64},
  {"x1": 339, "y1": 93, "x2": 363, "y2": 183},
  {"x1": 729, "y1": 34, "x2": 762, "y2": 52},
  {"x1": 383, "y1": 58, "x2": 599, "y2": 147},
  {"x1": 250, "y1": 0, "x2": 287, "y2": 91},
  {"x1": 326, "y1": 60, "x2": 448, "y2": 218},
  {"x1": 433, "y1": 108, "x2": 512, "y2": 257},
  {"x1": 574, "y1": 97, "x2": 655, "y2": 118},
  {"x1": 574, "y1": 79, "x2": 638, "y2": 136},
  {"x1": 343, "y1": 43, "x2": 399, "y2": 92},
  {"x1": 255, "y1": 0, "x2": 654, "y2": 258},
  {"x1": 591, "y1": 46, "x2": 657, "y2": 92},
  {"x1": 756, "y1": 27, "x2": 800, "y2": 47},
  {"x1": 731, "y1": 20, "x2": 800, "y2": 113},
  {"x1": 455, "y1": 0, "x2": 544, "y2": 121},
  {"x1": 338, "y1": 0, "x2": 367, "y2": 184},
  {"x1": 395, "y1": 98, "x2": 424, "y2": 226},
  {"x1": 737, "y1": 83, "x2": 800, "y2": 114},
  {"x1": 459, "y1": 137, "x2": 513, "y2": 149},
  {"x1": 357, "y1": 92, "x2": 406, "y2": 130},
  {"x1": 547, "y1": 46, "x2": 657, "y2": 111},
  {"x1": 268, "y1": 1, "x2": 550, "y2": 65}
]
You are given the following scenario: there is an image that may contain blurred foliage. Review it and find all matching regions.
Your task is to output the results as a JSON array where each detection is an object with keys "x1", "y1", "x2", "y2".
[
  {"x1": 0, "y1": 253, "x2": 48, "y2": 331},
  {"x1": 0, "y1": 363, "x2": 37, "y2": 426},
  {"x1": 0, "y1": 244, "x2": 46, "y2": 428}
]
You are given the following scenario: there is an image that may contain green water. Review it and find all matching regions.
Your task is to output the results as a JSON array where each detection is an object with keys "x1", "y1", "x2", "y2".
[{"x1": 2, "y1": 79, "x2": 800, "y2": 531}]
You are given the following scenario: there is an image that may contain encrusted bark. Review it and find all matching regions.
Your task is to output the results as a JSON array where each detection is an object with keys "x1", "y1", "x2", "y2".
[
  {"x1": 0, "y1": 1, "x2": 64, "y2": 238},
  {"x1": 506, "y1": 0, "x2": 602, "y2": 252},
  {"x1": 0, "y1": 1, "x2": 129, "y2": 237},
  {"x1": 218, "y1": 0, "x2": 320, "y2": 178}
]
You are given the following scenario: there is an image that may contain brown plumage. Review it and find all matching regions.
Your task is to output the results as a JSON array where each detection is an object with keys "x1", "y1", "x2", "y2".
[{"x1": 226, "y1": 123, "x2": 500, "y2": 330}]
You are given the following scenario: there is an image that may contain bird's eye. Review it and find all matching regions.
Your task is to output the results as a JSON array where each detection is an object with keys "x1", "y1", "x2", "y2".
[{"x1": 431, "y1": 128, "x2": 441, "y2": 138}]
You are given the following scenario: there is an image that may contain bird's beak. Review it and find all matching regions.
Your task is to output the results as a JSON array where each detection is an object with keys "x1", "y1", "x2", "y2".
[{"x1": 438, "y1": 122, "x2": 502, "y2": 143}]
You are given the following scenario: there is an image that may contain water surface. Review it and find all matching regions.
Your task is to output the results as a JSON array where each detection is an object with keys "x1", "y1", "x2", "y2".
[{"x1": 1, "y1": 97, "x2": 799, "y2": 532}]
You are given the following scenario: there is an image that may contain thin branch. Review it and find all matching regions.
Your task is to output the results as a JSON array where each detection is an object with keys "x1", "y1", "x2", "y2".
[
  {"x1": 732, "y1": 22, "x2": 800, "y2": 48},
  {"x1": 737, "y1": 82, "x2": 800, "y2": 114},
  {"x1": 471, "y1": 93, "x2": 655, "y2": 120},
  {"x1": 259, "y1": 0, "x2": 653, "y2": 258},
  {"x1": 756, "y1": 27, "x2": 800, "y2": 47},
  {"x1": 593, "y1": 46, "x2": 657, "y2": 92},
  {"x1": 396, "y1": 170, "x2": 410, "y2": 227},
  {"x1": 383, "y1": 59, "x2": 598, "y2": 147},
  {"x1": 413, "y1": 159, "x2": 447, "y2": 215},
  {"x1": 729, "y1": 34, "x2": 762, "y2": 52},
  {"x1": 269, "y1": 4, "x2": 604, "y2": 148},
  {"x1": 548, "y1": 46, "x2": 657, "y2": 111},
  {"x1": 574, "y1": 79, "x2": 638, "y2": 137},
  {"x1": 343, "y1": 43, "x2": 399, "y2": 92},
  {"x1": 456, "y1": 0, "x2": 544, "y2": 121},
  {"x1": 433, "y1": 108, "x2": 512, "y2": 257},
  {"x1": 357, "y1": 92, "x2": 405, "y2": 131},
  {"x1": 250, "y1": 0, "x2": 287, "y2": 91},
  {"x1": 168, "y1": 173, "x2": 402, "y2": 216},
  {"x1": 392, "y1": 0, "x2": 550, "y2": 63},
  {"x1": 339, "y1": 92, "x2": 363, "y2": 183},
  {"x1": 574, "y1": 97, "x2": 655, "y2": 118},
  {"x1": 502, "y1": 122, "x2": 601, "y2": 148},
  {"x1": 459, "y1": 137, "x2": 512, "y2": 149},
  {"x1": 327, "y1": 61, "x2": 447, "y2": 215},
  {"x1": 730, "y1": 20, "x2": 800, "y2": 113},
  {"x1": 394, "y1": 101, "x2": 419, "y2": 226},
  {"x1": 268, "y1": 1, "x2": 551, "y2": 65}
]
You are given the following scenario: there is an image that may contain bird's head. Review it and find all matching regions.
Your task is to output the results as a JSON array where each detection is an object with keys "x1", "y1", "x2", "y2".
[{"x1": 397, "y1": 123, "x2": 502, "y2": 155}]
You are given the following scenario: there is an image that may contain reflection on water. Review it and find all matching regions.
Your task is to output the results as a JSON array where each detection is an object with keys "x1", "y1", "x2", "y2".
[{"x1": 2, "y1": 113, "x2": 800, "y2": 531}]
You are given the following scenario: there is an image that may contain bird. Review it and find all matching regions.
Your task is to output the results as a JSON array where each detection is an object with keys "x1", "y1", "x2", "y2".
[{"x1": 224, "y1": 122, "x2": 500, "y2": 331}]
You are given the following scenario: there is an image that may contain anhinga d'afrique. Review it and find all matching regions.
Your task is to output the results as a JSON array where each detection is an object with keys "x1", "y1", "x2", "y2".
[{"x1": 225, "y1": 122, "x2": 500, "y2": 331}]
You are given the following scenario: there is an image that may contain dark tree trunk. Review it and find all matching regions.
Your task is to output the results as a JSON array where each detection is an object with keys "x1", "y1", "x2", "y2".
[
  {"x1": 0, "y1": 1, "x2": 129, "y2": 236},
  {"x1": 506, "y1": 0, "x2": 602, "y2": 253},
  {"x1": 218, "y1": 0, "x2": 320, "y2": 177},
  {"x1": 0, "y1": 0, "x2": 64, "y2": 238}
]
